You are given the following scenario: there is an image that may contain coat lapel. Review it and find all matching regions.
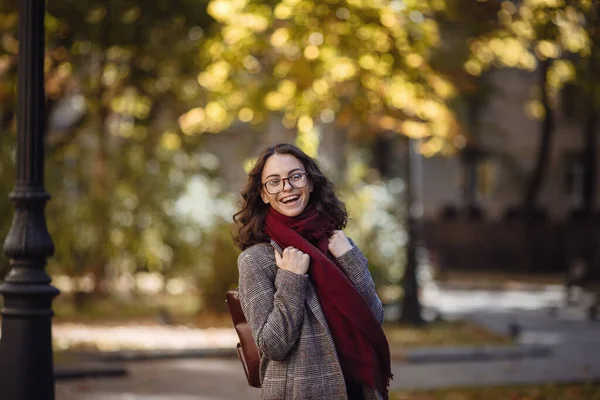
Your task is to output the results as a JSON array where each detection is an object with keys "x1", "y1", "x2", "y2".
[{"x1": 269, "y1": 240, "x2": 334, "y2": 340}]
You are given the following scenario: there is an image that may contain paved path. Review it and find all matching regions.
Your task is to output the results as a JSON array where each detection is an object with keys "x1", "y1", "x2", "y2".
[
  {"x1": 56, "y1": 358, "x2": 259, "y2": 400},
  {"x1": 55, "y1": 284, "x2": 600, "y2": 399},
  {"x1": 391, "y1": 315, "x2": 600, "y2": 389},
  {"x1": 406, "y1": 283, "x2": 600, "y2": 388}
]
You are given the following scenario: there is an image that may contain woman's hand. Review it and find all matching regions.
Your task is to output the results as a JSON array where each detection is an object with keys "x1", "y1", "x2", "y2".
[
  {"x1": 275, "y1": 247, "x2": 310, "y2": 275},
  {"x1": 328, "y1": 230, "x2": 353, "y2": 258}
]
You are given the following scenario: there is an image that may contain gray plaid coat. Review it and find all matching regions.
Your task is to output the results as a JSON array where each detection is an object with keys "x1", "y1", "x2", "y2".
[{"x1": 238, "y1": 239, "x2": 385, "y2": 400}]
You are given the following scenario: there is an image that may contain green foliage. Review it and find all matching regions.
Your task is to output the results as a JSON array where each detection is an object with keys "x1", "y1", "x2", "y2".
[
  {"x1": 194, "y1": 219, "x2": 240, "y2": 313},
  {"x1": 0, "y1": 1, "x2": 220, "y2": 291},
  {"x1": 184, "y1": 0, "x2": 461, "y2": 156},
  {"x1": 464, "y1": 1, "x2": 598, "y2": 210},
  {"x1": 466, "y1": 0, "x2": 598, "y2": 117},
  {"x1": 0, "y1": 0, "x2": 592, "y2": 311},
  {"x1": 340, "y1": 151, "x2": 407, "y2": 303}
]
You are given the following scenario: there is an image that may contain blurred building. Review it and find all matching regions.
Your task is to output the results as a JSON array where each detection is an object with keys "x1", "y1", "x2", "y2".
[
  {"x1": 422, "y1": 68, "x2": 595, "y2": 222},
  {"x1": 420, "y1": 68, "x2": 600, "y2": 277},
  {"x1": 202, "y1": 66, "x2": 598, "y2": 277}
]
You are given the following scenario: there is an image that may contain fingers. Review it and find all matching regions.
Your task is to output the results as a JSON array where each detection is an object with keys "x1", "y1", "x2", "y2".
[
  {"x1": 275, "y1": 247, "x2": 303, "y2": 261},
  {"x1": 328, "y1": 230, "x2": 340, "y2": 243},
  {"x1": 329, "y1": 230, "x2": 343, "y2": 239},
  {"x1": 283, "y1": 246, "x2": 302, "y2": 256},
  {"x1": 276, "y1": 246, "x2": 310, "y2": 275},
  {"x1": 282, "y1": 247, "x2": 308, "y2": 263},
  {"x1": 327, "y1": 230, "x2": 352, "y2": 258}
]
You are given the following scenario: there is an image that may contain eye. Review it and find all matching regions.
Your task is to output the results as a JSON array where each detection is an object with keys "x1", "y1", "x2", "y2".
[
  {"x1": 290, "y1": 173, "x2": 303, "y2": 181},
  {"x1": 266, "y1": 179, "x2": 281, "y2": 187}
]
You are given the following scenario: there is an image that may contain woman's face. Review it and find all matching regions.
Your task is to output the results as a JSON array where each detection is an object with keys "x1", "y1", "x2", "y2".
[{"x1": 260, "y1": 153, "x2": 312, "y2": 217}]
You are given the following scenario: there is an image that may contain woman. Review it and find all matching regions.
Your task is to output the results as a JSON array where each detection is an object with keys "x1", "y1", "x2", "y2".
[{"x1": 234, "y1": 143, "x2": 392, "y2": 400}]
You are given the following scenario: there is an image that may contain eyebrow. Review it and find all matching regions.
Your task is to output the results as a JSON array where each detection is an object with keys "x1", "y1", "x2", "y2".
[{"x1": 264, "y1": 168, "x2": 305, "y2": 181}]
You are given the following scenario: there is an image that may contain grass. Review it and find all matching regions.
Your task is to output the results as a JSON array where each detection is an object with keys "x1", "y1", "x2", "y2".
[
  {"x1": 52, "y1": 292, "x2": 233, "y2": 328},
  {"x1": 438, "y1": 270, "x2": 566, "y2": 286},
  {"x1": 53, "y1": 350, "x2": 87, "y2": 365},
  {"x1": 384, "y1": 320, "x2": 513, "y2": 352},
  {"x1": 391, "y1": 382, "x2": 600, "y2": 400},
  {"x1": 51, "y1": 295, "x2": 514, "y2": 349},
  {"x1": 439, "y1": 270, "x2": 600, "y2": 291},
  {"x1": 47, "y1": 293, "x2": 515, "y2": 354},
  {"x1": 54, "y1": 295, "x2": 512, "y2": 347}
]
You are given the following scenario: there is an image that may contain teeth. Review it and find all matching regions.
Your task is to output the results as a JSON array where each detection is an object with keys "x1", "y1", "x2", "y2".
[{"x1": 281, "y1": 195, "x2": 299, "y2": 203}]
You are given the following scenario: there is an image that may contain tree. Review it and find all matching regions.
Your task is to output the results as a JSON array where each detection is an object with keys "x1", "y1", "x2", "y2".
[
  {"x1": 465, "y1": 0, "x2": 593, "y2": 215},
  {"x1": 186, "y1": 0, "x2": 471, "y2": 324},
  {"x1": 579, "y1": 3, "x2": 599, "y2": 212},
  {"x1": 0, "y1": 1, "x2": 220, "y2": 299},
  {"x1": 432, "y1": 0, "x2": 502, "y2": 214},
  {"x1": 183, "y1": 0, "x2": 460, "y2": 157}
]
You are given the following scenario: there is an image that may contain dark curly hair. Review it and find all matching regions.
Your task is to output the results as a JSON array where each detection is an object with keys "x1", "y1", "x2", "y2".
[{"x1": 233, "y1": 143, "x2": 348, "y2": 250}]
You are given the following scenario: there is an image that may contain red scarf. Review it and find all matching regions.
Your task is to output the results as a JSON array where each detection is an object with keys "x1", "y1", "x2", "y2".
[{"x1": 265, "y1": 206, "x2": 392, "y2": 399}]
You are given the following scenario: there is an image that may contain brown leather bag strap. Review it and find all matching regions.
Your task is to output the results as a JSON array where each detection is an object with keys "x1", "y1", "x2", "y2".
[{"x1": 226, "y1": 289, "x2": 261, "y2": 388}]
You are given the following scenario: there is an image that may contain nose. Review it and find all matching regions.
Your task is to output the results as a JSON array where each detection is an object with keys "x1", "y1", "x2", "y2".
[{"x1": 282, "y1": 178, "x2": 294, "y2": 191}]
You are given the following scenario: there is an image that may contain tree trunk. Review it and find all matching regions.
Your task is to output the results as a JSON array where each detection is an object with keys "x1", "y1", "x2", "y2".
[
  {"x1": 88, "y1": 10, "x2": 112, "y2": 295},
  {"x1": 462, "y1": 87, "x2": 483, "y2": 212},
  {"x1": 320, "y1": 123, "x2": 348, "y2": 182},
  {"x1": 89, "y1": 105, "x2": 111, "y2": 295},
  {"x1": 461, "y1": 146, "x2": 481, "y2": 216},
  {"x1": 523, "y1": 59, "x2": 554, "y2": 214},
  {"x1": 582, "y1": 51, "x2": 598, "y2": 213},
  {"x1": 522, "y1": 60, "x2": 554, "y2": 272},
  {"x1": 582, "y1": 111, "x2": 598, "y2": 213},
  {"x1": 400, "y1": 138, "x2": 424, "y2": 325},
  {"x1": 400, "y1": 218, "x2": 423, "y2": 325},
  {"x1": 373, "y1": 131, "x2": 394, "y2": 178}
]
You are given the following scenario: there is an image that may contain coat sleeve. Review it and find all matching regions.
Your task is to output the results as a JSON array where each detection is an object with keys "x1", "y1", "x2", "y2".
[
  {"x1": 335, "y1": 242, "x2": 385, "y2": 325},
  {"x1": 238, "y1": 246, "x2": 309, "y2": 361}
]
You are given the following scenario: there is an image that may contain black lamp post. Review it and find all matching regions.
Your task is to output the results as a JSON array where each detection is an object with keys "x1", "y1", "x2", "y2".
[{"x1": 0, "y1": 0, "x2": 60, "y2": 399}]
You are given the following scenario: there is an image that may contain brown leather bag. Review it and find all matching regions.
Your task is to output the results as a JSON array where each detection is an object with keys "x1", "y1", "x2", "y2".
[{"x1": 225, "y1": 288, "x2": 261, "y2": 388}]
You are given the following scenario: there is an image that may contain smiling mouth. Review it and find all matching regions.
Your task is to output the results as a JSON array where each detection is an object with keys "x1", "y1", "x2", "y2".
[{"x1": 280, "y1": 194, "x2": 300, "y2": 204}]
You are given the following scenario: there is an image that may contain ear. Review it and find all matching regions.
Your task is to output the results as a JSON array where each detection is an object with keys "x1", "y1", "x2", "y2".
[
  {"x1": 309, "y1": 181, "x2": 314, "y2": 193},
  {"x1": 261, "y1": 190, "x2": 269, "y2": 204}
]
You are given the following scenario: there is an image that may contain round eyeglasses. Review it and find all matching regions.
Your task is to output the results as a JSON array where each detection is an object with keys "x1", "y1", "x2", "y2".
[{"x1": 262, "y1": 172, "x2": 309, "y2": 195}]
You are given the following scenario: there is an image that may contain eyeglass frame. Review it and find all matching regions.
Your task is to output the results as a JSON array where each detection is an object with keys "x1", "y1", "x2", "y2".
[{"x1": 261, "y1": 172, "x2": 309, "y2": 195}]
